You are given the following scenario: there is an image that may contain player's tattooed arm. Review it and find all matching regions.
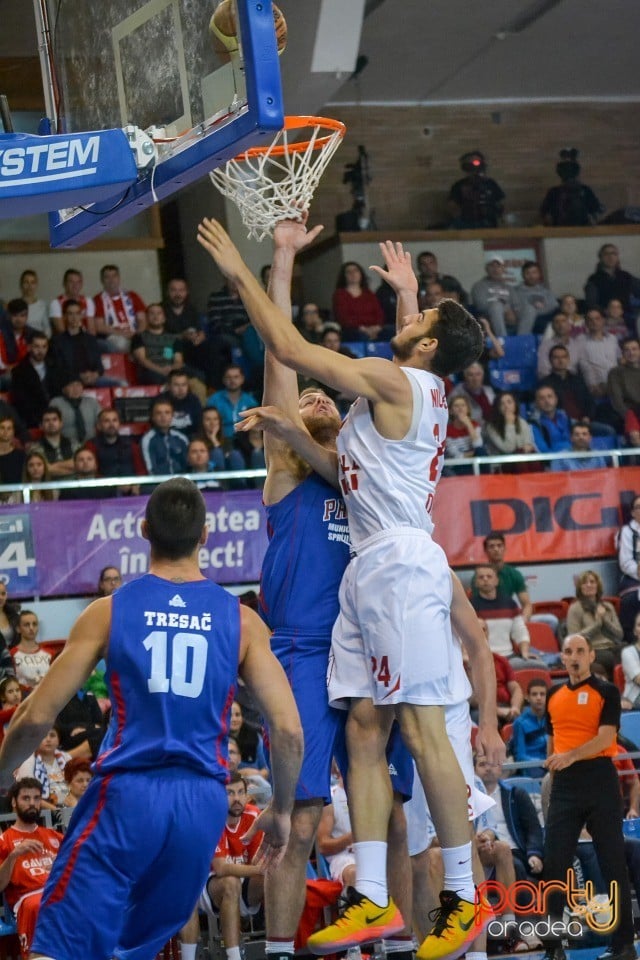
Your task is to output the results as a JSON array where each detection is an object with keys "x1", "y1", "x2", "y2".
[{"x1": 236, "y1": 405, "x2": 339, "y2": 489}]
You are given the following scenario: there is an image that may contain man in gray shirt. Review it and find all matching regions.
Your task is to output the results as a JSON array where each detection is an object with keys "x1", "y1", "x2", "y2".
[
  {"x1": 471, "y1": 256, "x2": 516, "y2": 337},
  {"x1": 509, "y1": 262, "x2": 558, "y2": 335}
]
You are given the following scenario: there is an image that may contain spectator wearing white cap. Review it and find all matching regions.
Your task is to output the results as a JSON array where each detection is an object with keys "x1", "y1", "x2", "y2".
[{"x1": 471, "y1": 256, "x2": 516, "y2": 337}]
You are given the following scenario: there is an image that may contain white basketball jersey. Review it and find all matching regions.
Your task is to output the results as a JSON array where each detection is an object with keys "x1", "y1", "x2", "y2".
[{"x1": 336, "y1": 366, "x2": 448, "y2": 548}]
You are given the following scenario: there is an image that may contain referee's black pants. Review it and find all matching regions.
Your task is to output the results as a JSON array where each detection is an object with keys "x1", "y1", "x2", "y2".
[{"x1": 542, "y1": 757, "x2": 634, "y2": 950}]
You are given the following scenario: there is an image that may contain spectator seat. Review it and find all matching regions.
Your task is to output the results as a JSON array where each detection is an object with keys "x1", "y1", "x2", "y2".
[
  {"x1": 532, "y1": 600, "x2": 568, "y2": 622},
  {"x1": 526, "y1": 622, "x2": 560, "y2": 655},
  {"x1": 488, "y1": 335, "x2": 538, "y2": 394}
]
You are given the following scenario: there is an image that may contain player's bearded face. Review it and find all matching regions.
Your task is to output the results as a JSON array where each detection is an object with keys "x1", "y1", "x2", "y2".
[
  {"x1": 390, "y1": 331, "x2": 428, "y2": 362},
  {"x1": 303, "y1": 413, "x2": 341, "y2": 446}
]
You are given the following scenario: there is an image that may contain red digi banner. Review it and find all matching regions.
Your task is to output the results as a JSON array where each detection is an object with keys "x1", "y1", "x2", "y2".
[{"x1": 431, "y1": 466, "x2": 640, "y2": 566}]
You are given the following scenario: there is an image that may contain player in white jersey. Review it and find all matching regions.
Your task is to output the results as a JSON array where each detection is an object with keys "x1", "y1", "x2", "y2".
[{"x1": 198, "y1": 219, "x2": 484, "y2": 960}]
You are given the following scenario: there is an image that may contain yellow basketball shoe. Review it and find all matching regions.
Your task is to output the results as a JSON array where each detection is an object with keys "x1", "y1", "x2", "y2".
[
  {"x1": 307, "y1": 886, "x2": 404, "y2": 956},
  {"x1": 416, "y1": 890, "x2": 488, "y2": 960}
]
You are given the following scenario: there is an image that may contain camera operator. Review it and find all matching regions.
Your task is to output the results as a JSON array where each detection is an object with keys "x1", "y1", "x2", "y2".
[
  {"x1": 336, "y1": 146, "x2": 374, "y2": 232},
  {"x1": 448, "y1": 151, "x2": 505, "y2": 229},
  {"x1": 540, "y1": 149, "x2": 603, "y2": 227}
]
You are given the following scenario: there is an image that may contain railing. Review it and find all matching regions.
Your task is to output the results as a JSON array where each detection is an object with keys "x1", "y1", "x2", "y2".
[{"x1": 1, "y1": 445, "x2": 637, "y2": 501}]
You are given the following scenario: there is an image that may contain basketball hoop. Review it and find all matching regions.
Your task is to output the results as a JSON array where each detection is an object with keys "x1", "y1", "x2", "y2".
[{"x1": 209, "y1": 115, "x2": 346, "y2": 241}]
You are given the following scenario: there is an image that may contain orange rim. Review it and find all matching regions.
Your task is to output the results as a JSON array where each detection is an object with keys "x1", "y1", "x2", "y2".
[{"x1": 235, "y1": 115, "x2": 346, "y2": 160}]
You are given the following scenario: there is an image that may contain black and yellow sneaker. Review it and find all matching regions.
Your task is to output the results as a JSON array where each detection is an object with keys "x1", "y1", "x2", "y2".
[
  {"x1": 307, "y1": 887, "x2": 404, "y2": 956},
  {"x1": 416, "y1": 890, "x2": 486, "y2": 960}
]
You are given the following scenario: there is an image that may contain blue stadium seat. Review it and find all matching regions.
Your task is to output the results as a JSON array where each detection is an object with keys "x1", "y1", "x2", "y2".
[
  {"x1": 341, "y1": 342, "x2": 366, "y2": 358},
  {"x1": 620, "y1": 711, "x2": 640, "y2": 747},
  {"x1": 363, "y1": 342, "x2": 393, "y2": 360},
  {"x1": 488, "y1": 335, "x2": 538, "y2": 394}
]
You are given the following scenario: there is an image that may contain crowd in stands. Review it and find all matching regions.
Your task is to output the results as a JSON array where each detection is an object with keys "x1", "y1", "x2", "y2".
[{"x1": 0, "y1": 241, "x2": 638, "y2": 494}]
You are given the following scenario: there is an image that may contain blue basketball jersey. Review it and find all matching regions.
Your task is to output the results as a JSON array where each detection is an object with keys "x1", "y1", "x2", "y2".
[
  {"x1": 259, "y1": 474, "x2": 350, "y2": 637},
  {"x1": 96, "y1": 574, "x2": 239, "y2": 781}
]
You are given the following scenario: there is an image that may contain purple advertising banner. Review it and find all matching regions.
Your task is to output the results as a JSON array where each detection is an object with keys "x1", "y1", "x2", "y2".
[{"x1": 0, "y1": 491, "x2": 268, "y2": 598}]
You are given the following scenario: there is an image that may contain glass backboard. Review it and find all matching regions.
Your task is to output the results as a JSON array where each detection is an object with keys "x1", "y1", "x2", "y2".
[{"x1": 41, "y1": 0, "x2": 284, "y2": 247}]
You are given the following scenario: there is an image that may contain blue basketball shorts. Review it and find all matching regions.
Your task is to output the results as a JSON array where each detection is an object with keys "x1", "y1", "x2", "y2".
[
  {"x1": 269, "y1": 630, "x2": 342, "y2": 804},
  {"x1": 32, "y1": 768, "x2": 227, "y2": 960}
]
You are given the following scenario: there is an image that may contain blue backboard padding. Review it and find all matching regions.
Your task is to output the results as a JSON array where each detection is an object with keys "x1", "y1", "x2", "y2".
[
  {"x1": 47, "y1": 0, "x2": 284, "y2": 249},
  {"x1": 0, "y1": 129, "x2": 137, "y2": 218}
]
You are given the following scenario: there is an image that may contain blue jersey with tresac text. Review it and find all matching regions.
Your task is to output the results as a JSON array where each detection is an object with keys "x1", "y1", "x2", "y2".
[
  {"x1": 96, "y1": 573, "x2": 239, "y2": 781},
  {"x1": 259, "y1": 473, "x2": 350, "y2": 637}
]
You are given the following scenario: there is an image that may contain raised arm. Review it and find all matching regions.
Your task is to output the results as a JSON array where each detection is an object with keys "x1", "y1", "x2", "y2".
[
  {"x1": 369, "y1": 241, "x2": 419, "y2": 334},
  {"x1": 262, "y1": 218, "x2": 323, "y2": 501},
  {"x1": 0, "y1": 598, "x2": 110, "y2": 787},
  {"x1": 197, "y1": 219, "x2": 412, "y2": 409},
  {"x1": 450, "y1": 571, "x2": 504, "y2": 765}
]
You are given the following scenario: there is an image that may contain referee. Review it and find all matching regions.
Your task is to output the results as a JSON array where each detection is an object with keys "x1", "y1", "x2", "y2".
[{"x1": 542, "y1": 633, "x2": 635, "y2": 960}]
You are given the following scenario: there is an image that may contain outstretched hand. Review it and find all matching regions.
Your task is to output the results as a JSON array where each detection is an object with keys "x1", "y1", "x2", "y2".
[
  {"x1": 273, "y1": 212, "x2": 324, "y2": 254},
  {"x1": 370, "y1": 241, "x2": 418, "y2": 295},
  {"x1": 236, "y1": 405, "x2": 301, "y2": 441},
  {"x1": 197, "y1": 218, "x2": 246, "y2": 281},
  {"x1": 242, "y1": 805, "x2": 292, "y2": 873}
]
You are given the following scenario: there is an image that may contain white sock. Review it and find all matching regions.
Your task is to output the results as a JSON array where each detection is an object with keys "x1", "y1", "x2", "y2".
[
  {"x1": 181, "y1": 945, "x2": 198, "y2": 960},
  {"x1": 440, "y1": 842, "x2": 475, "y2": 902},
  {"x1": 265, "y1": 940, "x2": 295, "y2": 955},
  {"x1": 354, "y1": 840, "x2": 388, "y2": 906},
  {"x1": 226, "y1": 947, "x2": 242, "y2": 960}
]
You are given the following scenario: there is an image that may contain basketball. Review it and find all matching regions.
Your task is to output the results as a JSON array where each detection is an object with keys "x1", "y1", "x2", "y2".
[{"x1": 210, "y1": 0, "x2": 287, "y2": 61}]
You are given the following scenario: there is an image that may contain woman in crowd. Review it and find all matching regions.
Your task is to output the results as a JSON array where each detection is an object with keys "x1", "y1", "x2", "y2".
[
  {"x1": 10, "y1": 609, "x2": 51, "y2": 692},
  {"x1": 200, "y1": 407, "x2": 246, "y2": 473},
  {"x1": 0, "y1": 582, "x2": 19, "y2": 681},
  {"x1": 566, "y1": 570, "x2": 624, "y2": 678},
  {"x1": 484, "y1": 391, "x2": 538, "y2": 459},
  {"x1": 0, "y1": 676, "x2": 21, "y2": 744},
  {"x1": 331, "y1": 261, "x2": 385, "y2": 340},
  {"x1": 229, "y1": 700, "x2": 269, "y2": 780},
  {"x1": 618, "y1": 494, "x2": 640, "y2": 642},
  {"x1": 22, "y1": 450, "x2": 57, "y2": 501},
  {"x1": 621, "y1": 611, "x2": 640, "y2": 711},
  {"x1": 15, "y1": 725, "x2": 72, "y2": 808},
  {"x1": 444, "y1": 394, "x2": 485, "y2": 474},
  {"x1": 541, "y1": 293, "x2": 585, "y2": 339}
]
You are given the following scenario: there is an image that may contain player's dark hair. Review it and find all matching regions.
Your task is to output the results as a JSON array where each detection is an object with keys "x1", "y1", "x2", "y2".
[
  {"x1": 430, "y1": 299, "x2": 483, "y2": 377},
  {"x1": 9, "y1": 778, "x2": 42, "y2": 803},
  {"x1": 145, "y1": 478, "x2": 206, "y2": 560}
]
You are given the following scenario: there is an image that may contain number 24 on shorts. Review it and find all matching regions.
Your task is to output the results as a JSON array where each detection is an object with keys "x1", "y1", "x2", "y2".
[{"x1": 371, "y1": 654, "x2": 391, "y2": 687}]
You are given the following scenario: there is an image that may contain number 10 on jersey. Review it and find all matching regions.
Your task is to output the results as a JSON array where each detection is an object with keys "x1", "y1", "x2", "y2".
[{"x1": 143, "y1": 631, "x2": 207, "y2": 698}]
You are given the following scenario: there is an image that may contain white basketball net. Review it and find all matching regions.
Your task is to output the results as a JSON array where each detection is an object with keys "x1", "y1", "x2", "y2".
[{"x1": 209, "y1": 119, "x2": 345, "y2": 241}]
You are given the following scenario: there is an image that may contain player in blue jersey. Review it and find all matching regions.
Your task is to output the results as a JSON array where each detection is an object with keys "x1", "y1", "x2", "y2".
[
  {"x1": 248, "y1": 218, "x2": 351, "y2": 960},
  {"x1": 0, "y1": 477, "x2": 303, "y2": 960}
]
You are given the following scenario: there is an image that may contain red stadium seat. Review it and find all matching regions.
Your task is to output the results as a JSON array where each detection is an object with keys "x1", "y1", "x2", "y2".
[
  {"x1": 614, "y1": 663, "x2": 626, "y2": 695},
  {"x1": 532, "y1": 600, "x2": 568, "y2": 622},
  {"x1": 527, "y1": 621, "x2": 559, "y2": 655},
  {"x1": 516, "y1": 667, "x2": 552, "y2": 697},
  {"x1": 82, "y1": 387, "x2": 113, "y2": 408},
  {"x1": 119, "y1": 423, "x2": 147, "y2": 436},
  {"x1": 501, "y1": 722, "x2": 514, "y2": 744},
  {"x1": 101, "y1": 352, "x2": 137, "y2": 385},
  {"x1": 603, "y1": 595, "x2": 621, "y2": 615}
]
